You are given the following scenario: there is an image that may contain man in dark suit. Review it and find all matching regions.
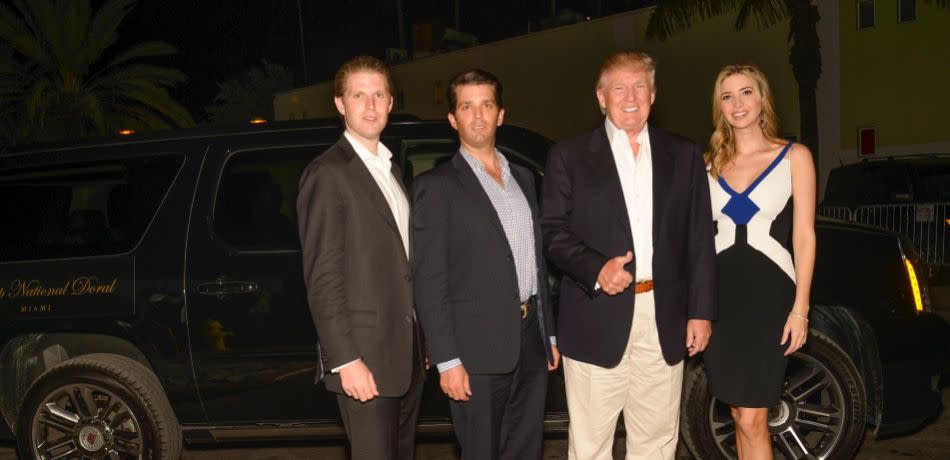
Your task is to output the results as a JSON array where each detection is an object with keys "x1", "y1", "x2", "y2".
[
  {"x1": 297, "y1": 56, "x2": 424, "y2": 460},
  {"x1": 541, "y1": 51, "x2": 716, "y2": 459},
  {"x1": 412, "y1": 69, "x2": 559, "y2": 459}
]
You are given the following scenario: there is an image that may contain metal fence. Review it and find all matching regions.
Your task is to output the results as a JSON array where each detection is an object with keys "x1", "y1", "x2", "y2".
[
  {"x1": 820, "y1": 202, "x2": 949, "y2": 266},
  {"x1": 817, "y1": 206, "x2": 854, "y2": 221}
]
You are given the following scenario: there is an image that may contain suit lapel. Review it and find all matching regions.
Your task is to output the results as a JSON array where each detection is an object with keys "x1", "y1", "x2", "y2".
[
  {"x1": 588, "y1": 125, "x2": 633, "y2": 246},
  {"x1": 451, "y1": 153, "x2": 507, "y2": 240},
  {"x1": 390, "y1": 161, "x2": 412, "y2": 262},
  {"x1": 338, "y1": 137, "x2": 405, "y2": 252},
  {"x1": 650, "y1": 126, "x2": 674, "y2": 240}
]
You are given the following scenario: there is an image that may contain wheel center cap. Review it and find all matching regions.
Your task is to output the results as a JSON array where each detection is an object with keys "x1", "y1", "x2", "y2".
[
  {"x1": 78, "y1": 425, "x2": 105, "y2": 451},
  {"x1": 768, "y1": 400, "x2": 791, "y2": 427}
]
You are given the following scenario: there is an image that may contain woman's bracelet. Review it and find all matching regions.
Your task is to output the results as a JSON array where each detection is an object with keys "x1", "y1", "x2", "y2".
[{"x1": 789, "y1": 311, "x2": 809, "y2": 322}]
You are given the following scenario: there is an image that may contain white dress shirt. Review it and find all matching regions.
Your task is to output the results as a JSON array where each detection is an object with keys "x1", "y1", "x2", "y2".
[
  {"x1": 344, "y1": 131, "x2": 410, "y2": 258},
  {"x1": 332, "y1": 131, "x2": 411, "y2": 373},
  {"x1": 605, "y1": 118, "x2": 654, "y2": 281}
]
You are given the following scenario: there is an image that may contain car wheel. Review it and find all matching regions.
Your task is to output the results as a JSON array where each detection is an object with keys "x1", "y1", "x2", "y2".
[
  {"x1": 16, "y1": 353, "x2": 182, "y2": 460},
  {"x1": 681, "y1": 331, "x2": 867, "y2": 460}
]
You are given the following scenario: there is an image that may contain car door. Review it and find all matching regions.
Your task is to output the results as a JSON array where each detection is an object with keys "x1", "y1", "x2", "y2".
[{"x1": 185, "y1": 142, "x2": 338, "y2": 424}]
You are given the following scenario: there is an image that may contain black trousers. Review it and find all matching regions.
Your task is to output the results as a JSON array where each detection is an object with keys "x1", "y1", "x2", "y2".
[
  {"x1": 449, "y1": 308, "x2": 549, "y2": 460},
  {"x1": 336, "y1": 328, "x2": 425, "y2": 460}
]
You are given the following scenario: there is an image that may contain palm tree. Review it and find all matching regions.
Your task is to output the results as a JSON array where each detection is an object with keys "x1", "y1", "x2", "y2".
[
  {"x1": 646, "y1": 0, "x2": 821, "y2": 165},
  {"x1": 0, "y1": 0, "x2": 194, "y2": 145}
]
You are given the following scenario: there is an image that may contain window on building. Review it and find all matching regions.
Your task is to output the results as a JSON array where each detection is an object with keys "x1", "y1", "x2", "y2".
[
  {"x1": 0, "y1": 155, "x2": 184, "y2": 261},
  {"x1": 898, "y1": 0, "x2": 917, "y2": 23},
  {"x1": 858, "y1": 0, "x2": 875, "y2": 29}
]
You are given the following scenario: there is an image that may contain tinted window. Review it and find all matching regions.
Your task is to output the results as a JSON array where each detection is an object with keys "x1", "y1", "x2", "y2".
[
  {"x1": 401, "y1": 140, "x2": 543, "y2": 192},
  {"x1": 915, "y1": 164, "x2": 950, "y2": 202},
  {"x1": 214, "y1": 146, "x2": 325, "y2": 251},
  {"x1": 0, "y1": 155, "x2": 183, "y2": 261}
]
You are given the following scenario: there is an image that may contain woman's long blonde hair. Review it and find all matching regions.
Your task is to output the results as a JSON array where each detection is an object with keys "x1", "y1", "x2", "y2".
[{"x1": 707, "y1": 64, "x2": 781, "y2": 178}]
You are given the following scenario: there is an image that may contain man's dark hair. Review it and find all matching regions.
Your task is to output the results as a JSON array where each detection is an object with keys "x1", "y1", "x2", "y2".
[
  {"x1": 334, "y1": 55, "x2": 393, "y2": 97},
  {"x1": 446, "y1": 69, "x2": 503, "y2": 114}
]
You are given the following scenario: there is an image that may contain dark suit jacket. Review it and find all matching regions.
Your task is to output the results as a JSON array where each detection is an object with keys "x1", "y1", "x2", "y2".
[
  {"x1": 412, "y1": 153, "x2": 555, "y2": 375},
  {"x1": 297, "y1": 136, "x2": 419, "y2": 397},
  {"x1": 541, "y1": 124, "x2": 716, "y2": 366}
]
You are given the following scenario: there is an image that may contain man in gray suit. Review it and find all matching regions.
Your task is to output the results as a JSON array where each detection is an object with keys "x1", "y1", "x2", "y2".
[{"x1": 297, "y1": 55, "x2": 424, "y2": 460}]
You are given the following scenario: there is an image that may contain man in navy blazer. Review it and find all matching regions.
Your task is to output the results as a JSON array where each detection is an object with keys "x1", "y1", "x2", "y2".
[
  {"x1": 412, "y1": 69, "x2": 559, "y2": 459},
  {"x1": 541, "y1": 51, "x2": 716, "y2": 459}
]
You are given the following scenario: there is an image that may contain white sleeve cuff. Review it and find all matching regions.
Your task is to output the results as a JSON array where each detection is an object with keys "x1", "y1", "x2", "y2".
[
  {"x1": 436, "y1": 358, "x2": 462, "y2": 373},
  {"x1": 331, "y1": 358, "x2": 361, "y2": 373}
]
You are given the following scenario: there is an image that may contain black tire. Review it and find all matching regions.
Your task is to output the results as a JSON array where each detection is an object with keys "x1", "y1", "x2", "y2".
[
  {"x1": 681, "y1": 331, "x2": 867, "y2": 460},
  {"x1": 16, "y1": 353, "x2": 182, "y2": 459}
]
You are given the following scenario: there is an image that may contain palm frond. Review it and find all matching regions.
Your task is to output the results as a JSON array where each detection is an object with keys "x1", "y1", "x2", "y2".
[
  {"x1": 735, "y1": 0, "x2": 787, "y2": 30},
  {"x1": 92, "y1": 40, "x2": 177, "y2": 76},
  {"x1": 91, "y1": 64, "x2": 187, "y2": 91},
  {"x1": 115, "y1": 85, "x2": 194, "y2": 127},
  {"x1": 79, "y1": 91, "x2": 105, "y2": 132},
  {"x1": 24, "y1": 77, "x2": 53, "y2": 127},
  {"x1": 646, "y1": 0, "x2": 745, "y2": 41},
  {"x1": 80, "y1": 0, "x2": 137, "y2": 68},
  {"x1": 0, "y1": 1, "x2": 50, "y2": 66},
  {"x1": 108, "y1": 103, "x2": 173, "y2": 130},
  {"x1": 62, "y1": 0, "x2": 92, "y2": 72}
]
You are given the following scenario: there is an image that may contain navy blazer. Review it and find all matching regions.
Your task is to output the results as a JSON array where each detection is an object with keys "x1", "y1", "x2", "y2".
[
  {"x1": 412, "y1": 152, "x2": 555, "y2": 374},
  {"x1": 541, "y1": 124, "x2": 716, "y2": 366}
]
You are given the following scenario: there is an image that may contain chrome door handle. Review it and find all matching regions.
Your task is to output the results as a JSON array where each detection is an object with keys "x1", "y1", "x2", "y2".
[{"x1": 197, "y1": 280, "x2": 259, "y2": 299}]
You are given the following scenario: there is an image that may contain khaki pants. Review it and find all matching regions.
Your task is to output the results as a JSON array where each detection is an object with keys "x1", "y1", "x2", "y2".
[{"x1": 563, "y1": 291, "x2": 684, "y2": 460}]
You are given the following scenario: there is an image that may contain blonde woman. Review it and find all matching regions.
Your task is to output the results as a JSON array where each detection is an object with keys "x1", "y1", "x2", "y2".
[{"x1": 702, "y1": 64, "x2": 816, "y2": 459}]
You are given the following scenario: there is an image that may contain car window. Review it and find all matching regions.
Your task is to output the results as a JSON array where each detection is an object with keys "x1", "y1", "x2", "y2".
[
  {"x1": 214, "y1": 146, "x2": 326, "y2": 251},
  {"x1": 915, "y1": 164, "x2": 950, "y2": 202},
  {"x1": 400, "y1": 139, "x2": 543, "y2": 192},
  {"x1": 871, "y1": 165, "x2": 913, "y2": 203},
  {"x1": 0, "y1": 155, "x2": 183, "y2": 261},
  {"x1": 400, "y1": 140, "x2": 458, "y2": 187}
]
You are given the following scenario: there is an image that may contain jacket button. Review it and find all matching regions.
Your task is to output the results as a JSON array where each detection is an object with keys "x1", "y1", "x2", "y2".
[{"x1": 404, "y1": 274, "x2": 412, "y2": 282}]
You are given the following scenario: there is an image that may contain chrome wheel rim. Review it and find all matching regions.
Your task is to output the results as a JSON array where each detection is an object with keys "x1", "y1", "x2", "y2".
[
  {"x1": 708, "y1": 352, "x2": 847, "y2": 459},
  {"x1": 31, "y1": 383, "x2": 145, "y2": 460}
]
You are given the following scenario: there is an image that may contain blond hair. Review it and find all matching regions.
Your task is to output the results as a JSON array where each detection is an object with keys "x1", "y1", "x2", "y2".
[
  {"x1": 707, "y1": 64, "x2": 781, "y2": 178},
  {"x1": 596, "y1": 51, "x2": 656, "y2": 91}
]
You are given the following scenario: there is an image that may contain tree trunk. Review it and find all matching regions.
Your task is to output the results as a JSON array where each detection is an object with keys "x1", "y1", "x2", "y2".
[{"x1": 787, "y1": 0, "x2": 822, "y2": 169}]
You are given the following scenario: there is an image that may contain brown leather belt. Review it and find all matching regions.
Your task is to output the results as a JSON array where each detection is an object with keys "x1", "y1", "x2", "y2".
[
  {"x1": 634, "y1": 280, "x2": 654, "y2": 294},
  {"x1": 519, "y1": 296, "x2": 535, "y2": 319}
]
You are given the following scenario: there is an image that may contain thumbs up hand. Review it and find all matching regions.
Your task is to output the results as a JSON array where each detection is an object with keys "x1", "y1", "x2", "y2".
[{"x1": 596, "y1": 251, "x2": 634, "y2": 295}]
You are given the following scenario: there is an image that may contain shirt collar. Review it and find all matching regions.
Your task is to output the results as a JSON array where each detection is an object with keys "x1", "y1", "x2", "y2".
[
  {"x1": 604, "y1": 118, "x2": 650, "y2": 147},
  {"x1": 344, "y1": 131, "x2": 393, "y2": 163},
  {"x1": 459, "y1": 146, "x2": 510, "y2": 176}
]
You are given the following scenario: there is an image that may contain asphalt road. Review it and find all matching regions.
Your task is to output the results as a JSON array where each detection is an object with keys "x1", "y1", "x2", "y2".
[{"x1": 2, "y1": 385, "x2": 947, "y2": 459}]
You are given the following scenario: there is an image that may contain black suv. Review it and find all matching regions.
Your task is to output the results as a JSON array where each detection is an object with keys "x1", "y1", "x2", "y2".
[{"x1": 1, "y1": 121, "x2": 947, "y2": 460}]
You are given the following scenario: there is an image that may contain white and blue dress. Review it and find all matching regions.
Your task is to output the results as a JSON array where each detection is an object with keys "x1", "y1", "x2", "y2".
[{"x1": 704, "y1": 142, "x2": 797, "y2": 407}]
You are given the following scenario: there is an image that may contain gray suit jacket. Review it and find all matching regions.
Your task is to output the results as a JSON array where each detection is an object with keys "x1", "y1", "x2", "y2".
[{"x1": 297, "y1": 135, "x2": 419, "y2": 397}]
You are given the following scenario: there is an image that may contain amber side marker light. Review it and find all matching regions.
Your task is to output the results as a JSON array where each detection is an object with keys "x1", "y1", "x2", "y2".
[
  {"x1": 249, "y1": 118, "x2": 268, "y2": 125},
  {"x1": 117, "y1": 129, "x2": 135, "y2": 135},
  {"x1": 903, "y1": 258, "x2": 924, "y2": 312}
]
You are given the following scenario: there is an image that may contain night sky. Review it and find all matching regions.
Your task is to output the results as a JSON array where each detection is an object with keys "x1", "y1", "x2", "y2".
[{"x1": 118, "y1": 0, "x2": 654, "y2": 119}]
